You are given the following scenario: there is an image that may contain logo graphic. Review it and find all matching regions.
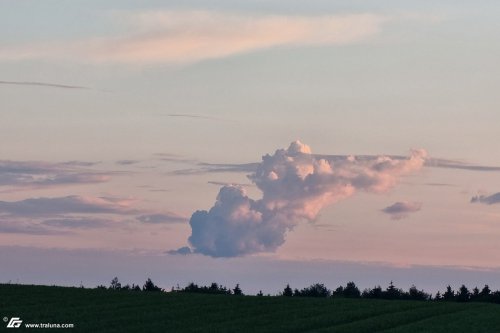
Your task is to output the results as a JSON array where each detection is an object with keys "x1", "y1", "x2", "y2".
[{"x1": 6, "y1": 317, "x2": 22, "y2": 328}]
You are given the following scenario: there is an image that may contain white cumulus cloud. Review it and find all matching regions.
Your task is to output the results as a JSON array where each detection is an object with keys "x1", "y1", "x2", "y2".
[{"x1": 178, "y1": 141, "x2": 426, "y2": 257}]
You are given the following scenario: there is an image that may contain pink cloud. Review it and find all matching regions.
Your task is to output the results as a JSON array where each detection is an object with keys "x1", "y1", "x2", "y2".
[
  {"x1": 181, "y1": 141, "x2": 427, "y2": 257},
  {"x1": 0, "y1": 11, "x2": 385, "y2": 65}
]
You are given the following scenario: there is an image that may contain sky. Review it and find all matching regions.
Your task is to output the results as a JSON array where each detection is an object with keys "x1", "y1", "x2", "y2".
[{"x1": 1, "y1": 0, "x2": 500, "y2": 294}]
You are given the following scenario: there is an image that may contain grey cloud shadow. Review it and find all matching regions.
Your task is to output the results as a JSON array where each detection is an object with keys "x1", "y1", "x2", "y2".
[
  {"x1": 471, "y1": 193, "x2": 500, "y2": 205},
  {"x1": 382, "y1": 202, "x2": 422, "y2": 220}
]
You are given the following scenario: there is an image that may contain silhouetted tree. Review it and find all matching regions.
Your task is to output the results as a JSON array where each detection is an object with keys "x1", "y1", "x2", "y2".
[
  {"x1": 343, "y1": 282, "x2": 361, "y2": 298},
  {"x1": 109, "y1": 277, "x2": 121, "y2": 290},
  {"x1": 183, "y1": 282, "x2": 199, "y2": 292},
  {"x1": 491, "y1": 291, "x2": 500, "y2": 304},
  {"x1": 180, "y1": 282, "x2": 230, "y2": 294},
  {"x1": 233, "y1": 284, "x2": 243, "y2": 295},
  {"x1": 362, "y1": 286, "x2": 383, "y2": 299},
  {"x1": 456, "y1": 285, "x2": 470, "y2": 302},
  {"x1": 90, "y1": 276, "x2": 500, "y2": 305},
  {"x1": 294, "y1": 283, "x2": 331, "y2": 297},
  {"x1": 480, "y1": 285, "x2": 491, "y2": 297},
  {"x1": 471, "y1": 287, "x2": 480, "y2": 301},
  {"x1": 474, "y1": 284, "x2": 492, "y2": 302},
  {"x1": 333, "y1": 286, "x2": 344, "y2": 297},
  {"x1": 143, "y1": 278, "x2": 162, "y2": 292},
  {"x1": 209, "y1": 282, "x2": 221, "y2": 293},
  {"x1": 443, "y1": 285, "x2": 455, "y2": 301},
  {"x1": 385, "y1": 281, "x2": 404, "y2": 300},
  {"x1": 408, "y1": 285, "x2": 429, "y2": 301},
  {"x1": 283, "y1": 284, "x2": 293, "y2": 297},
  {"x1": 220, "y1": 286, "x2": 230, "y2": 294}
]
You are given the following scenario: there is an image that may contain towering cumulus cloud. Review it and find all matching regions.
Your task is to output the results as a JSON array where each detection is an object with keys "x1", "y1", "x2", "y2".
[{"x1": 184, "y1": 141, "x2": 426, "y2": 257}]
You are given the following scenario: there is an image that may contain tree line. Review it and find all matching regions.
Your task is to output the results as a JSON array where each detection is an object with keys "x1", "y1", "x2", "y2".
[
  {"x1": 99, "y1": 277, "x2": 500, "y2": 304},
  {"x1": 99, "y1": 277, "x2": 243, "y2": 295},
  {"x1": 281, "y1": 281, "x2": 500, "y2": 303},
  {"x1": 96, "y1": 277, "x2": 162, "y2": 292}
]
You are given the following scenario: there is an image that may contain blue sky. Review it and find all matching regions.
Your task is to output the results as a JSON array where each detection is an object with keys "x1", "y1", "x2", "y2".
[{"x1": 1, "y1": 0, "x2": 500, "y2": 293}]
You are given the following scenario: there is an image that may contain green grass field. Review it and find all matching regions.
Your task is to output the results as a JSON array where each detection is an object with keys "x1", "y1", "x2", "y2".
[{"x1": 1, "y1": 284, "x2": 500, "y2": 332}]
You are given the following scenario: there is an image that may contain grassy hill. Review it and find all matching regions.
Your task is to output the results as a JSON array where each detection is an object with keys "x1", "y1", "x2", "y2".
[{"x1": 1, "y1": 284, "x2": 500, "y2": 332}]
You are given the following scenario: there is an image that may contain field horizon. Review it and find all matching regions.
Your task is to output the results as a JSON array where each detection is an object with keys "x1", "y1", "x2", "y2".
[
  {"x1": 1, "y1": 283, "x2": 500, "y2": 332},
  {"x1": 3, "y1": 1, "x2": 500, "y2": 331}
]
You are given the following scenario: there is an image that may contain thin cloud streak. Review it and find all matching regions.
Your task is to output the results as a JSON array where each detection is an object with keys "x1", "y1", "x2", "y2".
[
  {"x1": 0, "y1": 196, "x2": 138, "y2": 216},
  {"x1": 154, "y1": 153, "x2": 198, "y2": 165},
  {"x1": 136, "y1": 213, "x2": 187, "y2": 224},
  {"x1": 60, "y1": 161, "x2": 101, "y2": 167},
  {"x1": 0, "y1": 219, "x2": 68, "y2": 235},
  {"x1": 171, "y1": 162, "x2": 259, "y2": 175},
  {"x1": 424, "y1": 183, "x2": 456, "y2": 187},
  {"x1": 207, "y1": 181, "x2": 253, "y2": 188},
  {"x1": 167, "y1": 114, "x2": 224, "y2": 121},
  {"x1": 0, "y1": 80, "x2": 89, "y2": 90},
  {"x1": 426, "y1": 158, "x2": 500, "y2": 172},
  {"x1": 41, "y1": 217, "x2": 114, "y2": 229},
  {"x1": 116, "y1": 160, "x2": 141, "y2": 166},
  {"x1": 170, "y1": 156, "x2": 500, "y2": 176},
  {"x1": 0, "y1": 160, "x2": 118, "y2": 191},
  {"x1": 0, "y1": 11, "x2": 386, "y2": 65},
  {"x1": 0, "y1": 194, "x2": 188, "y2": 234}
]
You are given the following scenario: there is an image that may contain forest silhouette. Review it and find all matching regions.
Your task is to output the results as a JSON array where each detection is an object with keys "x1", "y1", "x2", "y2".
[{"x1": 97, "y1": 277, "x2": 500, "y2": 304}]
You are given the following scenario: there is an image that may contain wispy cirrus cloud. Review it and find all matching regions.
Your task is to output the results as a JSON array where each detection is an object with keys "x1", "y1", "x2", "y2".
[
  {"x1": 0, "y1": 193, "x2": 187, "y2": 235},
  {"x1": 170, "y1": 156, "x2": 500, "y2": 176},
  {"x1": 207, "y1": 181, "x2": 253, "y2": 188},
  {"x1": 382, "y1": 201, "x2": 422, "y2": 220},
  {"x1": 0, "y1": 218, "x2": 68, "y2": 235},
  {"x1": 0, "y1": 160, "x2": 111, "y2": 190},
  {"x1": 171, "y1": 162, "x2": 259, "y2": 175},
  {"x1": 425, "y1": 158, "x2": 500, "y2": 172},
  {"x1": 60, "y1": 161, "x2": 100, "y2": 167},
  {"x1": 136, "y1": 213, "x2": 187, "y2": 224},
  {"x1": 0, "y1": 196, "x2": 137, "y2": 217},
  {"x1": 0, "y1": 11, "x2": 386, "y2": 65},
  {"x1": 115, "y1": 159, "x2": 141, "y2": 166},
  {"x1": 41, "y1": 217, "x2": 114, "y2": 229},
  {"x1": 0, "y1": 80, "x2": 89, "y2": 90},
  {"x1": 167, "y1": 114, "x2": 225, "y2": 121}
]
